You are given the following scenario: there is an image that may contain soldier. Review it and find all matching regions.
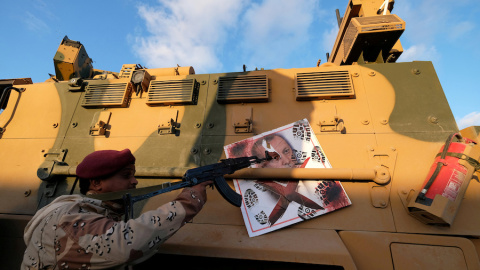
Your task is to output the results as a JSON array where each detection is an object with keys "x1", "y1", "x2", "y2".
[{"x1": 22, "y1": 149, "x2": 211, "y2": 269}]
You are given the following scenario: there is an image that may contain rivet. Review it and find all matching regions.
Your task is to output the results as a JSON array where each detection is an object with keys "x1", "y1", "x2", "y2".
[{"x1": 428, "y1": 116, "x2": 438, "y2": 124}]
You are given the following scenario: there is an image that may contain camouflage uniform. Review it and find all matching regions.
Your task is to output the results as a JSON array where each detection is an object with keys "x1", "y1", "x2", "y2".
[{"x1": 22, "y1": 187, "x2": 206, "y2": 269}]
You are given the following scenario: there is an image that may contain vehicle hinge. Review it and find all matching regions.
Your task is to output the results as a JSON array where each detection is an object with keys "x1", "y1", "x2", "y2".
[
  {"x1": 234, "y1": 119, "x2": 253, "y2": 133},
  {"x1": 232, "y1": 106, "x2": 253, "y2": 133},
  {"x1": 158, "y1": 108, "x2": 179, "y2": 135},
  {"x1": 90, "y1": 111, "x2": 112, "y2": 136}
]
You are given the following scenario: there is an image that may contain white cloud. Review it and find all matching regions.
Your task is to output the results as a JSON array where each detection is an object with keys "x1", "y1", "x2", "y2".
[
  {"x1": 395, "y1": 0, "x2": 476, "y2": 61},
  {"x1": 449, "y1": 21, "x2": 475, "y2": 40},
  {"x1": 133, "y1": 0, "x2": 322, "y2": 72},
  {"x1": 457, "y1": 112, "x2": 480, "y2": 130},
  {"x1": 240, "y1": 0, "x2": 318, "y2": 68},
  {"x1": 322, "y1": 24, "x2": 338, "y2": 56},
  {"x1": 395, "y1": 0, "x2": 449, "y2": 44},
  {"x1": 134, "y1": 0, "x2": 245, "y2": 73},
  {"x1": 399, "y1": 44, "x2": 439, "y2": 62},
  {"x1": 24, "y1": 11, "x2": 50, "y2": 33}
]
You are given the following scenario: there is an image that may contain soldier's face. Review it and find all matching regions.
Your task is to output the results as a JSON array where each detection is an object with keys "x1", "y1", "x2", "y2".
[{"x1": 92, "y1": 164, "x2": 138, "y2": 193}]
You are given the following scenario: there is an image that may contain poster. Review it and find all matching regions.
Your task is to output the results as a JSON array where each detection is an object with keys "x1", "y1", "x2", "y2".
[{"x1": 224, "y1": 119, "x2": 351, "y2": 237}]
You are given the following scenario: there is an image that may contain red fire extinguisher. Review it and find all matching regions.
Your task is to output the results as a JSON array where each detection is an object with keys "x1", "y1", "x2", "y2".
[{"x1": 408, "y1": 133, "x2": 480, "y2": 225}]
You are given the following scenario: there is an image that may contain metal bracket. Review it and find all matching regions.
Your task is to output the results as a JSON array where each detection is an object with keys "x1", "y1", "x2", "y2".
[
  {"x1": 317, "y1": 103, "x2": 345, "y2": 133},
  {"x1": 367, "y1": 146, "x2": 397, "y2": 208},
  {"x1": 234, "y1": 119, "x2": 252, "y2": 133},
  {"x1": 68, "y1": 77, "x2": 86, "y2": 92},
  {"x1": 370, "y1": 183, "x2": 390, "y2": 208},
  {"x1": 158, "y1": 108, "x2": 179, "y2": 135},
  {"x1": 232, "y1": 106, "x2": 253, "y2": 133},
  {"x1": 319, "y1": 115, "x2": 345, "y2": 132},
  {"x1": 158, "y1": 118, "x2": 179, "y2": 135},
  {"x1": 37, "y1": 149, "x2": 68, "y2": 181},
  {"x1": 90, "y1": 111, "x2": 112, "y2": 136}
]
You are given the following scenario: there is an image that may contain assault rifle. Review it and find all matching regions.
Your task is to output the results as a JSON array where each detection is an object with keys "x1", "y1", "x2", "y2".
[{"x1": 87, "y1": 155, "x2": 271, "y2": 221}]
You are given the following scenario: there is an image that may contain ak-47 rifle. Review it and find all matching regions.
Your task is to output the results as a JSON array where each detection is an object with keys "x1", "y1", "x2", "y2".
[{"x1": 88, "y1": 155, "x2": 271, "y2": 221}]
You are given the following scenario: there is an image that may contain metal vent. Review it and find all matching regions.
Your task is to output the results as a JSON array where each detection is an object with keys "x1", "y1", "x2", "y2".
[
  {"x1": 81, "y1": 80, "x2": 132, "y2": 107},
  {"x1": 147, "y1": 79, "x2": 198, "y2": 106},
  {"x1": 296, "y1": 71, "x2": 354, "y2": 100},
  {"x1": 217, "y1": 75, "x2": 268, "y2": 103},
  {"x1": 343, "y1": 14, "x2": 405, "y2": 63}
]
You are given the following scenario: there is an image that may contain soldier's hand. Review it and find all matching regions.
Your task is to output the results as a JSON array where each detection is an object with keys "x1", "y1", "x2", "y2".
[{"x1": 174, "y1": 181, "x2": 213, "y2": 224}]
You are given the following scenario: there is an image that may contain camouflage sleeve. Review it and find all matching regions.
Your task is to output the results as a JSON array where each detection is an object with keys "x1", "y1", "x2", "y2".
[
  {"x1": 57, "y1": 186, "x2": 207, "y2": 269},
  {"x1": 175, "y1": 183, "x2": 210, "y2": 223}
]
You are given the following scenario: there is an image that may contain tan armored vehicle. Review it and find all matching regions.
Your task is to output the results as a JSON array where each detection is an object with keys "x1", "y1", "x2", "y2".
[{"x1": 1, "y1": 0, "x2": 479, "y2": 269}]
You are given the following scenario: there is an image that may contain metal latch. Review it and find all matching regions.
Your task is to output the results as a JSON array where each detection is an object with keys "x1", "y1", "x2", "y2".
[
  {"x1": 317, "y1": 103, "x2": 345, "y2": 133},
  {"x1": 319, "y1": 115, "x2": 344, "y2": 132},
  {"x1": 158, "y1": 108, "x2": 179, "y2": 135},
  {"x1": 232, "y1": 106, "x2": 253, "y2": 133},
  {"x1": 90, "y1": 111, "x2": 112, "y2": 136}
]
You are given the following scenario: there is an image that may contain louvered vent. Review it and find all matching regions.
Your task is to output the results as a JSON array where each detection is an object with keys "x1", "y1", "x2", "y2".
[
  {"x1": 146, "y1": 79, "x2": 198, "y2": 106},
  {"x1": 296, "y1": 71, "x2": 354, "y2": 100},
  {"x1": 81, "y1": 81, "x2": 132, "y2": 107},
  {"x1": 217, "y1": 75, "x2": 268, "y2": 103}
]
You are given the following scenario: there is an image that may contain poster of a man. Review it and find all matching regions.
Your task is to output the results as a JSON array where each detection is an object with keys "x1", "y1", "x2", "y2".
[
  {"x1": 251, "y1": 134, "x2": 298, "y2": 168},
  {"x1": 224, "y1": 119, "x2": 351, "y2": 237}
]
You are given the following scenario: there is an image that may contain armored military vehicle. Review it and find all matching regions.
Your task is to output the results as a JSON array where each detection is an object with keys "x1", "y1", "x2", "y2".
[{"x1": 1, "y1": 0, "x2": 479, "y2": 269}]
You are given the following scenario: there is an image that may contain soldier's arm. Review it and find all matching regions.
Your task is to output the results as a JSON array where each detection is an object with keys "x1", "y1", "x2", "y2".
[{"x1": 58, "y1": 184, "x2": 208, "y2": 268}]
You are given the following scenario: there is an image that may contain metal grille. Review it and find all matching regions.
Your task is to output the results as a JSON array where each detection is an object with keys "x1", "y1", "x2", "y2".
[
  {"x1": 217, "y1": 75, "x2": 268, "y2": 103},
  {"x1": 357, "y1": 15, "x2": 403, "y2": 32},
  {"x1": 295, "y1": 71, "x2": 354, "y2": 100},
  {"x1": 82, "y1": 81, "x2": 132, "y2": 107},
  {"x1": 343, "y1": 14, "x2": 405, "y2": 60},
  {"x1": 147, "y1": 79, "x2": 198, "y2": 105},
  {"x1": 343, "y1": 23, "x2": 358, "y2": 60}
]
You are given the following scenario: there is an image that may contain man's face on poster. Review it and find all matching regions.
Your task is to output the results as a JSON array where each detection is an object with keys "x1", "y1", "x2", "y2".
[{"x1": 253, "y1": 135, "x2": 296, "y2": 168}]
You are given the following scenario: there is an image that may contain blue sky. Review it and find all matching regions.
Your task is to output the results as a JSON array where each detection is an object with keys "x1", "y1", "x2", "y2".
[{"x1": 1, "y1": 0, "x2": 479, "y2": 129}]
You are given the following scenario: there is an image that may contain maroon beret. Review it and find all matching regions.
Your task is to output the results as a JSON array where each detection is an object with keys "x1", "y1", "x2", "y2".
[{"x1": 76, "y1": 149, "x2": 135, "y2": 179}]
